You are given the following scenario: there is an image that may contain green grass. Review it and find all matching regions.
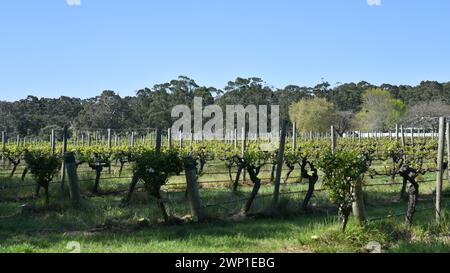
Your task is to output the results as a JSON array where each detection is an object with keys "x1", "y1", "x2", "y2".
[{"x1": 0, "y1": 161, "x2": 449, "y2": 253}]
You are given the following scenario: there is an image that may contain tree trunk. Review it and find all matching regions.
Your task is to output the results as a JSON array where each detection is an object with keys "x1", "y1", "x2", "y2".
[
  {"x1": 283, "y1": 165, "x2": 294, "y2": 185},
  {"x1": 119, "y1": 161, "x2": 126, "y2": 177},
  {"x1": 21, "y1": 168, "x2": 28, "y2": 181},
  {"x1": 124, "y1": 174, "x2": 139, "y2": 204},
  {"x1": 44, "y1": 185, "x2": 49, "y2": 206},
  {"x1": 302, "y1": 174, "x2": 318, "y2": 212},
  {"x1": 301, "y1": 160, "x2": 319, "y2": 212},
  {"x1": 243, "y1": 167, "x2": 261, "y2": 214},
  {"x1": 155, "y1": 191, "x2": 169, "y2": 222},
  {"x1": 34, "y1": 184, "x2": 41, "y2": 197},
  {"x1": 339, "y1": 204, "x2": 352, "y2": 232},
  {"x1": 405, "y1": 180, "x2": 419, "y2": 225},
  {"x1": 270, "y1": 163, "x2": 276, "y2": 183},
  {"x1": 92, "y1": 164, "x2": 102, "y2": 194},
  {"x1": 399, "y1": 177, "x2": 408, "y2": 201},
  {"x1": 232, "y1": 166, "x2": 243, "y2": 193},
  {"x1": 199, "y1": 158, "x2": 206, "y2": 175},
  {"x1": 227, "y1": 164, "x2": 233, "y2": 185},
  {"x1": 10, "y1": 163, "x2": 18, "y2": 178}
]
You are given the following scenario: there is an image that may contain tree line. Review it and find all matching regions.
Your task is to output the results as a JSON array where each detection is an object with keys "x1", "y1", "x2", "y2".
[{"x1": 1, "y1": 76, "x2": 450, "y2": 136}]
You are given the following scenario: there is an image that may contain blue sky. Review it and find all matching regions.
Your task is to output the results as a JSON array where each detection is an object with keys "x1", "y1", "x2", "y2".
[{"x1": 0, "y1": 0, "x2": 449, "y2": 101}]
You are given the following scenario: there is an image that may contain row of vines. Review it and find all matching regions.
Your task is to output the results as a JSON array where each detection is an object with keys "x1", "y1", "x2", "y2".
[{"x1": 0, "y1": 126, "x2": 448, "y2": 232}]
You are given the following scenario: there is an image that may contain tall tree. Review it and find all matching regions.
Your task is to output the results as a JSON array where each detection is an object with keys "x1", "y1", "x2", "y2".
[
  {"x1": 356, "y1": 88, "x2": 406, "y2": 131},
  {"x1": 274, "y1": 85, "x2": 312, "y2": 122},
  {"x1": 289, "y1": 98, "x2": 336, "y2": 133},
  {"x1": 403, "y1": 101, "x2": 450, "y2": 128},
  {"x1": 76, "y1": 90, "x2": 132, "y2": 129}
]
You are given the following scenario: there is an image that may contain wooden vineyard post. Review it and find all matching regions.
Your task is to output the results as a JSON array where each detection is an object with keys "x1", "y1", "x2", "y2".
[
  {"x1": 107, "y1": 129, "x2": 112, "y2": 150},
  {"x1": 155, "y1": 128, "x2": 162, "y2": 153},
  {"x1": 292, "y1": 122, "x2": 297, "y2": 150},
  {"x1": 241, "y1": 127, "x2": 246, "y2": 157},
  {"x1": 401, "y1": 125, "x2": 406, "y2": 148},
  {"x1": 65, "y1": 152, "x2": 81, "y2": 205},
  {"x1": 149, "y1": 131, "x2": 153, "y2": 146},
  {"x1": 396, "y1": 124, "x2": 399, "y2": 143},
  {"x1": 1, "y1": 130, "x2": 6, "y2": 165},
  {"x1": 130, "y1": 131, "x2": 135, "y2": 148},
  {"x1": 400, "y1": 125, "x2": 407, "y2": 161},
  {"x1": 1, "y1": 130, "x2": 5, "y2": 167},
  {"x1": 241, "y1": 127, "x2": 247, "y2": 183},
  {"x1": 1, "y1": 131, "x2": 5, "y2": 151},
  {"x1": 168, "y1": 128, "x2": 172, "y2": 150},
  {"x1": 447, "y1": 121, "x2": 450, "y2": 184},
  {"x1": 234, "y1": 128, "x2": 238, "y2": 149},
  {"x1": 331, "y1": 126, "x2": 337, "y2": 154},
  {"x1": 107, "y1": 129, "x2": 112, "y2": 174},
  {"x1": 436, "y1": 117, "x2": 446, "y2": 224},
  {"x1": 87, "y1": 132, "x2": 92, "y2": 146},
  {"x1": 273, "y1": 121, "x2": 287, "y2": 207},
  {"x1": 51, "y1": 129, "x2": 56, "y2": 154},
  {"x1": 16, "y1": 135, "x2": 20, "y2": 149},
  {"x1": 184, "y1": 156, "x2": 207, "y2": 222},
  {"x1": 60, "y1": 125, "x2": 68, "y2": 192}
]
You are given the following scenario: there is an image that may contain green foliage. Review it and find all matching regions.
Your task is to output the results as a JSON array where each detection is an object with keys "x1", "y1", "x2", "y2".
[
  {"x1": 356, "y1": 88, "x2": 407, "y2": 131},
  {"x1": 318, "y1": 148, "x2": 371, "y2": 208},
  {"x1": 23, "y1": 150, "x2": 61, "y2": 185},
  {"x1": 289, "y1": 97, "x2": 337, "y2": 133},
  {"x1": 132, "y1": 150, "x2": 183, "y2": 196},
  {"x1": 2, "y1": 78, "x2": 450, "y2": 136},
  {"x1": 1, "y1": 146, "x2": 22, "y2": 164},
  {"x1": 23, "y1": 149, "x2": 62, "y2": 204}
]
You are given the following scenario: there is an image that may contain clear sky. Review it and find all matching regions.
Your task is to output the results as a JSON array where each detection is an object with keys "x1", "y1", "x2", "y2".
[{"x1": 1, "y1": 0, "x2": 449, "y2": 101}]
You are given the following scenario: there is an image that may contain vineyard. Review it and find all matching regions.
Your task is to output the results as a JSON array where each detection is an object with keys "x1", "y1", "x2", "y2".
[{"x1": 0, "y1": 121, "x2": 449, "y2": 253}]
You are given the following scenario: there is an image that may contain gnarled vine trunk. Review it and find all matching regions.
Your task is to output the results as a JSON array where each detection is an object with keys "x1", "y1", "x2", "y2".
[
  {"x1": 283, "y1": 163, "x2": 295, "y2": 185},
  {"x1": 243, "y1": 167, "x2": 261, "y2": 214},
  {"x1": 232, "y1": 165, "x2": 244, "y2": 193},
  {"x1": 270, "y1": 163, "x2": 277, "y2": 184},
  {"x1": 9, "y1": 161, "x2": 19, "y2": 178},
  {"x1": 301, "y1": 159, "x2": 319, "y2": 212},
  {"x1": 339, "y1": 203, "x2": 352, "y2": 232},
  {"x1": 35, "y1": 184, "x2": 41, "y2": 197},
  {"x1": 154, "y1": 190, "x2": 169, "y2": 222},
  {"x1": 405, "y1": 180, "x2": 419, "y2": 225},
  {"x1": 92, "y1": 164, "x2": 103, "y2": 194},
  {"x1": 399, "y1": 177, "x2": 408, "y2": 201},
  {"x1": 123, "y1": 174, "x2": 139, "y2": 204},
  {"x1": 118, "y1": 160, "x2": 127, "y2": 177},
  {"x1": 399, "y1": 165, "x2": 420, "y2": 225},
  {"x1": 21, "y1": 168, "x2": 28, "y2": 181}
]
